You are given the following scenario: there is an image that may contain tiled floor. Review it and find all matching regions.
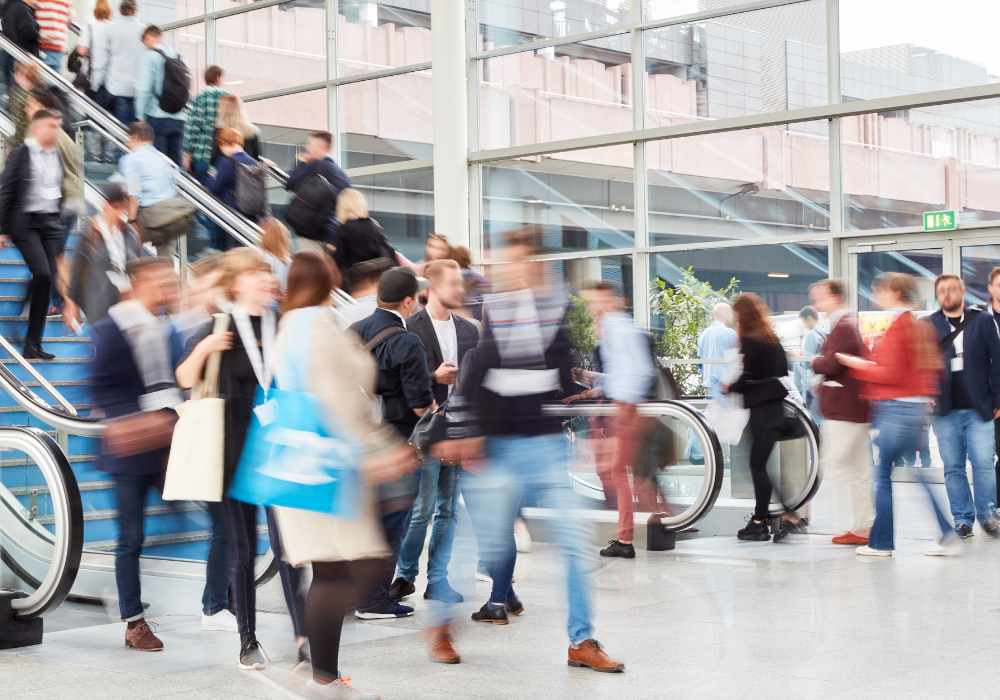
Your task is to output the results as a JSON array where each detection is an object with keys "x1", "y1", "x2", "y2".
[{"x1": 5, "y1": 482, "x2": 1000, "y2": 700}]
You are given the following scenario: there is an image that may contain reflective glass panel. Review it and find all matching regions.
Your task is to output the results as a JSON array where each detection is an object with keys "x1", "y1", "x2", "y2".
[
  {"x1": 162, "y1": 24, "x2": 206, "y2": 94},
  {"x1": 339, "y1": 71, "x2": 433, "y2": 169},
  {"x1": 246, "y1": 89, "x2": 328, "y2": 173},
  {"x1": 647, "y1": 121, "x2": 830, "y2": 247},
  {"x1": 479, "y1": 0, "x2": 632, "y2": 51},
  {"x1": 139, "y1": 0, "x2": 203, "y2": 24},
  {"x1": 350, "y1": 169, "x2": 435, "y2": 262},
  {"x1": 961, "y1": 244, "x2": 1000, "y2": 306},
  {"x1": 855, "y1": 248, "x2": 942, "y2": 312},
  {"x1": 482, "y1": 145, "x2": 635, "y2": 257},
  {"x1": 642, "y1": 0, "x2": 757, "y2": 21},
  {"x1": 339, "y1": 0, "x2": 432, "y2": 77}
]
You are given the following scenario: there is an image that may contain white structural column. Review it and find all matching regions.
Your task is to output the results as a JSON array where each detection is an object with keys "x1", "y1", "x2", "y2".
[
  {"x1": 631, "y1": 10, "x2": 650, "y2": 328},
  {"x1": 826, "y1": 0, "x2": 843, "y2": 277},
  {"x1": 431, "y1": 0, "x2": 470, "y2": 247}
]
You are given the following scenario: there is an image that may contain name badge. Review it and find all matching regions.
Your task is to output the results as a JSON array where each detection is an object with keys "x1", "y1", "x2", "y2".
[
  {"x1": 254, "y1": 397, "x2": 279, "y2": 426},
  {"x1": 951, "y1": 356, "x2": 964, "y2": 372}
]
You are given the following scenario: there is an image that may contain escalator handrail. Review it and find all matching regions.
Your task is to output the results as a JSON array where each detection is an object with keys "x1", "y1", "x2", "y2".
[
  {"x1": 0, "y1": 425, "x2": 83, "y2": 618},
  {"x1": 0, "y1": 324, "x2": 78, "y2": 417}
]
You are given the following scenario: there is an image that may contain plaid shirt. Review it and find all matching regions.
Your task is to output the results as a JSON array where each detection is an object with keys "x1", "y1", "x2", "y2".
[{"x1": 182, "y1": 87, "x2": 228, "y2": 164}]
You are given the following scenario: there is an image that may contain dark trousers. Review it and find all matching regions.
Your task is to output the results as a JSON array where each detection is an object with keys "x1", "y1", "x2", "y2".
[
  {"x1": 113, "y1": 472, "x2": 160, "y2": 621},
  {"x1": 308, "y1": 559, "x2": 384, "y2": 682},
  {"x1": 191, "y1": 160, "x2": 225, "y2": 251},
  {"x1": 108, "y1": 93, "x2": 136, "y2": 125},
  {"x1": 748, "y1": 401, "x2": 786, "y2": 521},
  {"x1": 12, "y1": 212, "x2": 63, "y2": 345},
  {"x1": 354, "y1": 505, "x2": 413, "y2": 612},
  {"x1": 147, "y1": 115, "x2": 185, "y2": 166},
  {"x1": 202, "y1": 500, "x2": 230, "y2": 616},
  {"x1": 995, "y1": 417, "x2": 1000, "y2": 511},
  {"x1": 220, "y1": 496, "x2": 306, "y2": 638}
]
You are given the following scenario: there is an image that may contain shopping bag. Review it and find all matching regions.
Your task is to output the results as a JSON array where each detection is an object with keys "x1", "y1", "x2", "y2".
[
  {"x1": 227, "y1": 308, "x2": 361, "y2": 517},
  {"x1": 162, "y1": 314, "x2": 228, "y2": 502},
  {"x1": 706, "y1": 392, "x2": 750, "y2": 445}
]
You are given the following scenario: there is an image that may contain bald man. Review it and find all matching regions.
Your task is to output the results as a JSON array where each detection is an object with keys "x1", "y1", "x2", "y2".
[{"x1": 698, "y1": 303, "x2": 739, "y2": 397}]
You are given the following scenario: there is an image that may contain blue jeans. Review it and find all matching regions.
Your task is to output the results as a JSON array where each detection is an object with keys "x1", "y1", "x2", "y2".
[
  {"x1": 869, "y1": 400, "x2": 953, "y2": 550},
  {"x1": 113, "y1": 472, "x2": 160, "y2": 621},
  {"x1": 476, "y1": 433, "x2": 595, "y2": 644},
  {"x1": 202, "y1": 500, "x2": 229, "y2": 615},
  {"x1": 935, "y1": 409, "x2": 997, "y2": 528},
  {"x1": 397, "y1": 455, "x2": 459, "y2": 586},
  {"x1": 146, "y1": 115, "x2": 185, "y2": 166},
  {"x1": 108, "y1": 93, "x2": 137, "y2": 125},
  {"x1": 41, "y1": 50, "x2": 63, "y2": 73}
]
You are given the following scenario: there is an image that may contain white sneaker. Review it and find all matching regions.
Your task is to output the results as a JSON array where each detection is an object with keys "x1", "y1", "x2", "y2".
[
  {"x1": 856, "y1": 545, "x2": 892, "y2": 557},
  {"x1": 305, "y1": 676, "x2": 379, "y2": 700},
  {"x1": 514, "y1": 518, "x2": 533, "y2": 553},
  {"x1": 925, "y1": 536, "x2": 964, "y2": 556},
  {"x1": 202, "y1": 609, "x2": 238, "y2": 632}
]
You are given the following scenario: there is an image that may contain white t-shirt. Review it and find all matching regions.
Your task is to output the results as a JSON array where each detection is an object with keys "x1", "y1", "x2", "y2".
[{"x1": 431, "y1": 314, "x2": 458, "y2": 395}]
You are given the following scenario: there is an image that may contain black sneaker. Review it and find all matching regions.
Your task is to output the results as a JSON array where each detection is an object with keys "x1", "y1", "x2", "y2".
[
  {"x1": 471, "y1": 603, "x2": 509, "y2": 625},
  {"x1": 955, "y1": 523, "x2": 974, "y2": 539},
  {"x1": 772, "y1": 515, "x2": 807, "y2": 543},
  {"x1": 424, "y1": 580, "x2": 464, "y2": 603},
  {"x1": 388, "y1": 577, "x2": 415, "y2": 601},
  {"x1": 737, "y1": 516, "x2": 771, "y2": 541},
  {"x1": 293, "y1": 641, "x2": 311, "y2": 673},
  {"x1": 982, "y1": 520, "x2": 1000, "y2": 538},
  {"x1": 239, "y1": 639, "x2": 266, "y2": 670},
  {"x1": 599, "y1": 540, "x2": 636, "y2": 558},
  {"x1": 22, "y1": 344, "x2": 55, "y2": 360},
  {"x1": 354, "y1": 599, "x2": 414, "y2": 619},
  {"x1": 504, "y1": 595, "x2": 524, "y2": 616}
]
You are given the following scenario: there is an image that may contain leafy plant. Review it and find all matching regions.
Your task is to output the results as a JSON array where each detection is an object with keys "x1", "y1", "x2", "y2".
[
  {"x1": 565, "y1": 294, "x2": 599, "y2": 365},
  {"x1": 650, "y1": 267, "x2": 739, "y2": 395}
]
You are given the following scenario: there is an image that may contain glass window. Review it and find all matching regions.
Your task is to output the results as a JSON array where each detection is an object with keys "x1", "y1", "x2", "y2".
[
  {"x1": 246, "y1": 89, "x2": 328, "y2": 173},
  {"x1": 841, "y1": 0, "x2": 1000, "y2": 101},
  {"x1": 856, "y1": 248, "x2": 941, "y2": 312},
  {"x1": 215, "y1": 3, "x2": 326, "y2": 99},
  {"x1": 647, "y1": 121, "x2": 830, "y2": 247},
  {"x1": 961, "y1": 244, "x2": 1000, "y2": 306},
  {"x1": 483, "y1": 254, "x2": 634, "y2": 314},
  {"x1": 479, "y1": 34, "x2": 632, "y2": 150},
  {"x1": 338, "y1": 0, "x2": 432, "y2": 77},
  {"x1": 479, "y1": 0, "x2": 632, "y2": 51},
  {"x1": 139, "y1": 0, "x2": 203, "y2": 25},
  {"x1": 162, "y1": 24, "x2": 206, "y2": 94},
  {"x1": 339, "y1": 70, "x2": 433, "y2": 169},
  {"x1": 643, "y1": 0, "x2": 758, "y2": 22},
  {"x1": 843, "y1": 98, "x2": 1000, "y2": 231},
  {"x1": 645, "y1": 0, "x2": 825, "y2": 127},
  {"x1": 350, "y1": 169, "x2": 435, "y2": 262},
  {"x1": 482, "y1": 144, "x2": 635, "y2": 258}
]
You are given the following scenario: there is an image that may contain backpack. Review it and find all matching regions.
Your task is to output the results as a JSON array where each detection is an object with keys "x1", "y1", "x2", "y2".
[
  {"x1": 153, "y1": 49, "x2": 191, "y2": 114},
  {"x1": 285, "y1": 161, "x2": 338, "y2": 241},
  {"x1": 226, "y1": 156, "x2": 269, "y2": 219}
]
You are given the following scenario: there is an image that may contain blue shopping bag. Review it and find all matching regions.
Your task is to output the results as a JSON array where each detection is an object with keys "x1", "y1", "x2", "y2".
[{"x1": 227, "y1": 308, "x2": 361, "y2": 518}]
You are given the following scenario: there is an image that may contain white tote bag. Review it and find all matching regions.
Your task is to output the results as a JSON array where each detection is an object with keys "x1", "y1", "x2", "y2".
[{"x1": 162, "y1": 314, "x2": 228, "y2": 502}]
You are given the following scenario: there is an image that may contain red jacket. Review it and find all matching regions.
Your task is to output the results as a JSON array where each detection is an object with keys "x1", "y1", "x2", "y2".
[
  {"x1": 847, "y1": 311, "x2": 939, "y2": 401},
  {"x1": 811, "y1": 312, "x2": 869, "y2": 423}
]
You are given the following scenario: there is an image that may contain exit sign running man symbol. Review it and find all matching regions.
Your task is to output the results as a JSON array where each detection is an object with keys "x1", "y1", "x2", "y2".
[{"x1": 924, "y1": 210, "x2": 957, "y2": 231}]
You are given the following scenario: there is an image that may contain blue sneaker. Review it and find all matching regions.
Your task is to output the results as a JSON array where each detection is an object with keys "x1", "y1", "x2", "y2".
[
  {"x1": 354, "y1": 599, "x2": 414, "y2": 619},
  {"x1": 424, "y1": 580, "x2": 464, "y2": 603}
]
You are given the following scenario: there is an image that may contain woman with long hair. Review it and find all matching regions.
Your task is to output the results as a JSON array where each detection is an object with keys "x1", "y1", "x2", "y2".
[
  {"x1": 273, "y1": 251, "x2": 415, "y2": 698},
  {"x1": 259, "y1": 217, "x2": 292, "y2": 290},
  {"x1": 723, "y1": 293, "x2": 802, "y2": 541},
  {"x1": 329, "y1": 188, "x2": 395, "y2": 293},
  {"x1": 211, "y1": 94, "x2": 261, "y2": 163},
  {"x1": 837, "y1": 272, "x2": 957, "y2": 556}
]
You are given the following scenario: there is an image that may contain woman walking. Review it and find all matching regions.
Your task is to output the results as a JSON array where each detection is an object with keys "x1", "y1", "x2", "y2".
[
  {"x1": 176, "y1": 248, "x2": 309, "y2": 669},
  {"x1": 836, "y1": 272, "x2": 958, "y2": 556}
]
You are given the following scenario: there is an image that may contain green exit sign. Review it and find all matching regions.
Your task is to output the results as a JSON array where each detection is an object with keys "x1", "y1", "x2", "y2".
[{"x1": 924, "y1": 210, "x2": 957, "y2": 231}]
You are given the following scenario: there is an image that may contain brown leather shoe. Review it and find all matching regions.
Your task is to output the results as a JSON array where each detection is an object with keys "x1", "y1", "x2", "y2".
[
  {"x1": 423, "y1": 625, "x2": 460, "y2": 664},
  {"x1": 125, "y1": 619, "x2": 163, "y2": 651},
  {"x1": 567, "y1": 639, "x2": 624, "y2": 672}
]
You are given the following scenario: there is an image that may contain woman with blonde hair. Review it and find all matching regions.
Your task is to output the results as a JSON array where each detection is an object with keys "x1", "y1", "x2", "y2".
[
  {"x1": 329, "y1": 187, "x2": 395, "y2": 293},
  {"x1": 211, "y1": 94, "x2": 261, "y2": 163},
  {"x1": 259, "y1": 217, "x2": 292, "y2": 290}
]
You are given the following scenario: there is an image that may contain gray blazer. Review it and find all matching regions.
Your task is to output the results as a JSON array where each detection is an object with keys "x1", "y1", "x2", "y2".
[{"x1": 68, "y1": 220, "x2": 147, "y2": 325}]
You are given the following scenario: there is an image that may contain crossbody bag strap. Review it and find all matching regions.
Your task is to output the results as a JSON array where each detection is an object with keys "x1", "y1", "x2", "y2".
[
  {"x1": 192, "y1": 313, "x2": 229, "y2": 401},
  {"x1": 940, "y1": 309, "x2": 980, "y2": 350},
  {"x1": 366, "y1": 325, "x2": 408, "y2": 351}
]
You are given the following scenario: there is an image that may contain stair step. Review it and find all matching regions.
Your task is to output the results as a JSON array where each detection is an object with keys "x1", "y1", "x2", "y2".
[
  {"x1": 84, "y1": 525, "x2": 268, "y2": 552},
  {"x1": 0, "y1": 454, "x2": 96, "y2": 475},
  {"x1": 37, "y1": 502, "x2": 205, "y2": 526}
]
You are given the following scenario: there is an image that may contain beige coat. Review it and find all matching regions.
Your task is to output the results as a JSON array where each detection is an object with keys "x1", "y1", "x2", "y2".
[{"x1": 273, "y1": 307, "x2": 403, "y2": 566}]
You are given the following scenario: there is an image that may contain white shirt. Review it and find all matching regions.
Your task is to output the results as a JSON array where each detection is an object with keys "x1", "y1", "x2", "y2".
[
  {"x1": 79, "y1": 20, "x2": 112, "y2": 91},
  {"x1": 431, "y1": 313, "x2": 458, "y2": 367},
  {"x1": 95, "y1": 15, "x2": 146, "y2": 97},
  {"x1": 24, "y1": 138, "x2": 63, "y2": 214}
]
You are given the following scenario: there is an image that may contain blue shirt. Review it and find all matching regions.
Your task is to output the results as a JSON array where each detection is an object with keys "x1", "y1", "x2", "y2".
[
  {"x1": 135, "y1": 43, "x2": 188, "y2": 121},
  {"x1": 698, "y1": 321, "x2": 739, "y2": 390},
  {"x1": 594, "y1": 312, "x2": 655, "y2": 403},
  {"x1": 119, "y1": 144, "x2": 178, "y2": 206}
]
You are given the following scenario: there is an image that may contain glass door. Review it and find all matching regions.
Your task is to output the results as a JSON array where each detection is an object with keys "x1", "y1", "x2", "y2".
[
  {"x1": 955, "y1": 236, "x2": 1000, "y2": 307},
  {"x1": 846, "y1": 238, "x2": 950, "y2": 313}
]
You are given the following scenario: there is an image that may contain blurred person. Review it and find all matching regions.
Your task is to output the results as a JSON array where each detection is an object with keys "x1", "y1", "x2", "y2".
[
  {"x1": 209, "y1": 127, "x2": 259, "y2": 219},
  {"x1": 351, "y1": 266, "x2": 434, "y2": 621},
  {"x1": 118, "y1": 121, "x2": 179, "y2": 259},
  {"x1": 210, "y1": 94, "x2": 261, "y2": 164},
  {"x1": 432, "y1": 228, "x2": 623, "y2": 673},
  {"x1": 838, "y1": 272, "x2": 959, "y2": 557},
  {"x1": 74, "y1": 0, "x2": 113, "y2": 105},
  {"x1": 35, "y1": 0, "x2": 71, "y2": 73},
  {"x1": 397, "y1": 232, "x2": 449, "y2": 277},
  {"x1": 182, "y1": 65, "x2": 228, "y2": 178},
  {"x1": 793, "y1": 305, "x2": 826, "y2": 423},
  {"x1": 2, "y1": 0, "x2": 40, "y2": 63},
  {"x1": 808, "y1": 279, "x2": 874, "y2": 545},
  {"x1": 285, "y1": 131, "x2": 350, "y2": 253},
  {"x1": 8, "y1": 62, "x2": 43, "y2": 150},
  {"x1": 92, "y1": 0, "x2": 145, "y2": 125},
  {"x1": 135, "y1": 24, "x2": 188, "y2": 165},
  {"x1": 65, "y1": 183, "x2": 145, "y2": 328},
  {"x1": 0, "y1": 108, "x2": 65, "y2": 359},
  {"x1": 698, "y1": 302, "x2": 738, "y2": 397},
  {"x1": 176, "y1": 248, "x2": 309, "y2": 670},
  {"x1": 259, "y1": 217, "x2": 291, "y2": 291},
  {"x1": 722, "y1": 293, "x2": 803, "y2": 542},
  {"x1": 91, "y1": 257, "x2": 180, "y2": 652},
  {"x1": 336, "y1": 257, "x2": 391, "y2": 330},
  {"x1": 987, "y1": 267, "x2": 1000, "y2": 510},
  {"x1": 389, "y1": 260, "x2": 478, "y2": 613},
  {"x1": 449, "y1": 245, "x2": 491, "y2": 322},
  {"x1": 928, "y1": 274, "x2": 1000, "y2": 539},
  {"x1": 329, "y1": 188, "x2": 394, "y2": 292},
  {"x1": 274, "y1": 252, "x2": 417, "y2": 697}
]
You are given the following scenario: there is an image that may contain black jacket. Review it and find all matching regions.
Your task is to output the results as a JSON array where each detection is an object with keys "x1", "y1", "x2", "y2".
[
  {"x1": 210, "y1": 129, "x2": 260, "y2": 164},
  {"x1": 355, "y1": 307, "x2": 434, "y2": 439},
  {"x1": 407, "y1": 307, "x2": 480, "y2": 406},
  {"x1": 331, "y1": 217, "x2": 394, "y2": 292},
  {"x1": 0, "y1": 143, "x2": 63, "y2": 239},
  {"x1": 730, "y1": 335, "x2": 789, "y2": 408},
  {"x1": 2, "y1": 0, "x2": 39, "y2": 56},
  {"x1": 928, "y1": 307, "x2": 1000, "y2": 422}
]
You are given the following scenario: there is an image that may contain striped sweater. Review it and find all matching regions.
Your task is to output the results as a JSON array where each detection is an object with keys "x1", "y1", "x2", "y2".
[{"x1": 36, "y1": 0, "x2": 71, "y2": 53}]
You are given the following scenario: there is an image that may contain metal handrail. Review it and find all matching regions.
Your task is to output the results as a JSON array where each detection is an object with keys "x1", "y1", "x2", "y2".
[{"x1": 0, "y1": 336, "x2": 77, "y2": 416}]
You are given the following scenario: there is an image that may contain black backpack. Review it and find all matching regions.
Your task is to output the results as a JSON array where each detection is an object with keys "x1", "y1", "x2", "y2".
[
  {"x1": 154, "y1": 49, "x2": 191, "y2": 114},
  {"x1": 226, "y1": 156, "x2": 269, "y2": 219},
  {"x1": 285, "y1": 161, "x2": 337, "y2": 241}
]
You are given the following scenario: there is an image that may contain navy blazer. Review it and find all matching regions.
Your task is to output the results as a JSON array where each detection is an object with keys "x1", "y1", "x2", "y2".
[
  {"x1": 407, "y1": 308, "x2": 480, "y2": 406},
  {"x1": 91, "y1": 316, "x2": 169, "y2": 475},
  {"x1": 927, "y1": 307, "x2": 1000, "y2": 422}
]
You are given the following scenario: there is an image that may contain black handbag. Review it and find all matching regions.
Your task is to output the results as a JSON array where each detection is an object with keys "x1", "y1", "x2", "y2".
[{"x1": 409, "y1": 400, "x2": 449, "y2": 450}]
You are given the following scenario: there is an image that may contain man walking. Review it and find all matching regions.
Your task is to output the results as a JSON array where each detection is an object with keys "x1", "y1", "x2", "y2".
[
  {"x1": 135, "y1": 24, "x2": 188, "y2": 165},
  {"x1": 92, "y1": 0, "x2": 145, "y2": 124},
  {"x1": 808, "y1": 279, "x2": 874, "y2": 545},
  {"x1": 0, "y1": 108, "x2": 66, "y2": 359},
  {"x1": 35, "y1": 0, "x2": 71, "y2": 72},
  {"x1": 698, "y1": 302, "x2": 738, "y2": 397},
  {"x1": 285, "y1": 131, "x2": 350, "y2": 251},
  {"x1": 389, "y1": 260, "x2": 478, "y2": 611},
  {"x1": 181, "y1": 65, "x2": 227, "y2": 181},
  {"x1": 118, "y1": 121, "x2": 180, "y2": 259},
  {"x1": 929, "y1": 274, "x2": 1000, "y2": 539},
  {"x1": 794, "y1": 305, "x2": 826, "y2": 423}
]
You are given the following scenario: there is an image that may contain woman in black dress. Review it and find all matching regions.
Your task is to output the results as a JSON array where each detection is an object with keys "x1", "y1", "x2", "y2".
[{"x1": 176, "y1": 248, "x2": 307, "y2": 670}]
